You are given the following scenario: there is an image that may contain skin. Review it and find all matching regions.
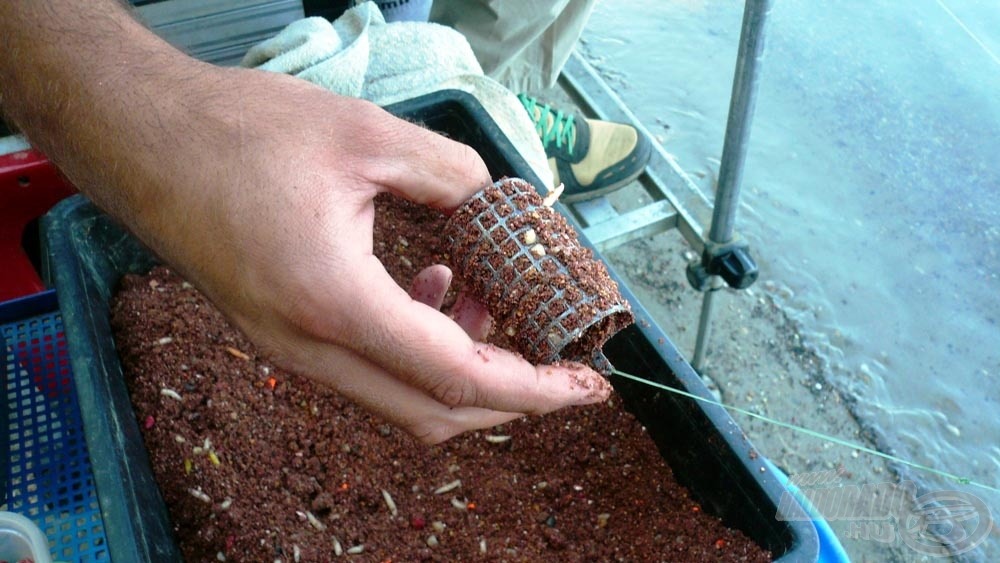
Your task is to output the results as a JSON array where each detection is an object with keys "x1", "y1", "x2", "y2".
[{"x1": 0, "y1": 0, "x2": 610, "y2": 443}]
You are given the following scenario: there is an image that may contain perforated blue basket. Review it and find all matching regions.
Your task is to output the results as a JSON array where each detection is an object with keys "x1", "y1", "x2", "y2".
[{"x1": 2, "y1": 290, "x2": 109, "y2": 562}]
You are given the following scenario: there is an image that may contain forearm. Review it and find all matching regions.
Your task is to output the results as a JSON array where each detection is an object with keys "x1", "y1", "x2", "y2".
[
  {"x1": 1, "y1": 1, "x2": 258, "y2": 285},
  {"x1": 3, "y1": 2, "x2": 169, "y2": 173}
]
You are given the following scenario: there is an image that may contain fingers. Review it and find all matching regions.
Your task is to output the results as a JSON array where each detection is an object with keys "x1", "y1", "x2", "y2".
[
  {"x1": 346, "y1": 257, "x2": 612, "y2": 415},
  {"x1": 280, "y1": 262, "x2": 528, "y2": 443},
  {"x1": 410, "y1": 269, "x2": 492, "y2": 342},
  {"x1": 449, "y1": 292, "x2": 492, "y2": 341},
  {"x1": 408, "y1": 265, "x2": 452, "y2": 310},
  {"x1": 291, "y1": 338, "x2": 523, "y2": 444}
]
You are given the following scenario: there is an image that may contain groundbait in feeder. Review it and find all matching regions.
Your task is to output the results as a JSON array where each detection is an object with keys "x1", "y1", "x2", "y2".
[{"x1": 444, "y1": 178, "x2": 633, "y2": 373}]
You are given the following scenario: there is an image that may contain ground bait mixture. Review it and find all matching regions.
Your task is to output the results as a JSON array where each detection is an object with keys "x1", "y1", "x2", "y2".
[{"x1": 109, "y1": 193, "x2": 770, "y2": 562}]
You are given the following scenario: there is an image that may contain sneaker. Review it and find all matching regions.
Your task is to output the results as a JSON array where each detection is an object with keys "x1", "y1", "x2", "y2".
[{"x1": 518, "y1": 93, "x2": 652, "y2": 202}]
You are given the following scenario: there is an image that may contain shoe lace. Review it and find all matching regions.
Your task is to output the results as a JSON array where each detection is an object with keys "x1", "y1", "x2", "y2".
[{"x1": 518, "y1": 94, "x2": 576, "y2": 155}]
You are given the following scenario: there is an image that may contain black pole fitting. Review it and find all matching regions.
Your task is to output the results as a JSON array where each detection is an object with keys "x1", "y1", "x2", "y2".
[{"x1": 686, "y1": 239, "x2": 759, "y2": 291}]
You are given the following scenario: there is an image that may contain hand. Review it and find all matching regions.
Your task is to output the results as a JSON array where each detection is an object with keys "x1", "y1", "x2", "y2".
[
  {"x1": 0, "y1": 0, "x2": 610, "y2": 443},
  {"x1": 178, "y1": 70, "x2": 611, "y2": 442},
  {"x1": 133, "y1": 68, "x2": 611, "y2": 443}
]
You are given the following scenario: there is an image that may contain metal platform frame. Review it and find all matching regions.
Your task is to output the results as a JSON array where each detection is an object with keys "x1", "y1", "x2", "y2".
[
  {"x1": 560, "y1": 54, "x2": 712, "y2": 259},
  {"x1": 562, "y1": 0, "x2": 771, "y2": 370}
]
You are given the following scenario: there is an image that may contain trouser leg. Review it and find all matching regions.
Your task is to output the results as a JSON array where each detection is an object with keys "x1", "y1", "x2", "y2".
[{"x1": 430, "y1": 0, "x2": 598, "y2": 92}]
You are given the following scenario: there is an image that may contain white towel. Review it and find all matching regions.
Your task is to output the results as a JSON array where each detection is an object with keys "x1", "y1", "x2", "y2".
[{"x1": 241, "y1": 3, "x2": 553, "y2": 189}]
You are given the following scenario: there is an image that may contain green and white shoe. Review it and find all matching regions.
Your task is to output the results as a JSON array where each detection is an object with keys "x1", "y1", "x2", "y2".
[{"x1": 519, "y1": 93, "x2": 652, "y2": 203}]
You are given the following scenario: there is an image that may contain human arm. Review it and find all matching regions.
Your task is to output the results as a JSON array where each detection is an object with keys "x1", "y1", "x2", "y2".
[{"x1": 0, "y1": 0, "x2": 610, "y2": 443}]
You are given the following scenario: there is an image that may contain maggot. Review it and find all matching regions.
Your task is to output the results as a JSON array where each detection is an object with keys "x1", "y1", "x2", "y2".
[
  {"x1": 188, "y1": 488, "x2": 212, "y2": 503},
  {"x1": 381, "y1": 489, "x2": 398, "y2": 517},
  {"x1": 433, "y1": 479, "x2": 461, "y2": 495},
  {"x1": 225, "y1": 346, "x2": 250, "y2": 361},
  {"x1": 306, "y1": 511, "x2": 326, "y2": 531}
]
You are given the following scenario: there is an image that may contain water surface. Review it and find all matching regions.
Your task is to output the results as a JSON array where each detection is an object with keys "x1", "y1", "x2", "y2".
[{"x1": 582, "y1": 0, "x2": 999, "y2": 556}]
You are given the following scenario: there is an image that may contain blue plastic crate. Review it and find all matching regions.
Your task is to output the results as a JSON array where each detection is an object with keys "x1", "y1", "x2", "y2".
[{"x1": 2, "y1": 290, "x2": 109, "y2": 562}]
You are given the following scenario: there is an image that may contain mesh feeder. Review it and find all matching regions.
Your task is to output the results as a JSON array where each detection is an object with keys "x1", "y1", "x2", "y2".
[{"x1": 444, "y1": 178, "x2": 633, "y2": 374}]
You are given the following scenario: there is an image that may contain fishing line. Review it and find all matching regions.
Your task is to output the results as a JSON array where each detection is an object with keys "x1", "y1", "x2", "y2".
[
  {"x1": 933, "y1": 0, "x2": 1000, "y2": 68},
  {"x1": 609, "y1": 368, "x2": 1000, "y2": 495}
]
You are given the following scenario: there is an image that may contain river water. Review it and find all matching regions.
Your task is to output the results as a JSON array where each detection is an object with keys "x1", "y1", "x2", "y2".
[{"x1": 581, "y1": 0, "x2": 999, "y2": 557}]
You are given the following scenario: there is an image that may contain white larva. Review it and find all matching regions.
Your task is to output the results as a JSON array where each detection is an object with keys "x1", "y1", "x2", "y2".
[{"x1": 433, "y1": 479, "x2": 461, "y2": 495}]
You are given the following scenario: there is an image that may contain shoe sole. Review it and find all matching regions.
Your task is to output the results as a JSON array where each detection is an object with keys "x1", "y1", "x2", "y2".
[
  {"x1": 560, "y1": 172, "x2": 642, "y2": 203},
  {"x1": 560, "y1": 138, "x2": 652, "y2": 204}
]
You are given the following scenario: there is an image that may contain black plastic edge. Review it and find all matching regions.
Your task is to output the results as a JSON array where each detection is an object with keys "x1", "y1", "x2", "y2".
[
  {"x1": 604, "y1": 282, "x2": 819, "y2": 562},
  {"x1": 42, "y1": 198, "x2": 181, "y2": 563}
]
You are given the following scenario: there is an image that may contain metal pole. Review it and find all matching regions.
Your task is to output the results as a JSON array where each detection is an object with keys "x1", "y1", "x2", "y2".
[
  {"x1": 692, "y1": 0, "x2": 772, "y2": 371},
  {"x1": 692, "y1": 282, "x2": 719, "y2": 369}
]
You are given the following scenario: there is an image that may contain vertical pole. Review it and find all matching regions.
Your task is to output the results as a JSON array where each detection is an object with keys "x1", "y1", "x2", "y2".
[
  {"x1": 692, "y1": 283, "x2": 718, "y2": 370},
  {"x1": 692, "y1": 0, "x2": 772, "y2": 371}
]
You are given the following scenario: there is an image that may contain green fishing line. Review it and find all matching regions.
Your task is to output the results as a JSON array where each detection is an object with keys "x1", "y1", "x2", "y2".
[{"x1": 610, "y1": 368, "x2": 1000, "y2": 495}]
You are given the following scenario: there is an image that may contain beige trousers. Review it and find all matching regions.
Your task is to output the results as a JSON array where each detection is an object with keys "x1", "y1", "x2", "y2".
[{"x1": 430, "y1": 0, "x2": 598, "y2": 92}]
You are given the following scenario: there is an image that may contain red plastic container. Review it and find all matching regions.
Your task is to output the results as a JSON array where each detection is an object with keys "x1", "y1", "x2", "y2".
[{"x1": 0, "y1": 150, "x2": 76, "y2": 301}]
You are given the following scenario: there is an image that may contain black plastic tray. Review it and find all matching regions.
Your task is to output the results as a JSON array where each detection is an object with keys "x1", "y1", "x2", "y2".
[{"x1": 43, "y1": 90, "x2": 818, "y2": 561}]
